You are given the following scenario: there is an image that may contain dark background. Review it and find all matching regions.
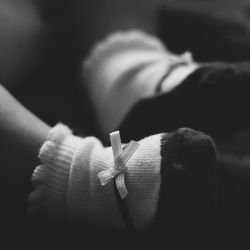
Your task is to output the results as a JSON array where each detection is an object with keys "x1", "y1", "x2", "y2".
[{"x1": 1, "y1": 0, "x2": 250, "y2": 249}]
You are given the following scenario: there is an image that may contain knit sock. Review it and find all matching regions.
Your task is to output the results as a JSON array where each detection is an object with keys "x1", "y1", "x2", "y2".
[
  {"x1": 28, "y1": 124, "x2": 217, "y2": 232},
  {"x1": 82, "y1": 30, "x2": 199, "y2": 140},
  {"x1": 82, "y1": 30, "x2": 250, "y2": 141}
]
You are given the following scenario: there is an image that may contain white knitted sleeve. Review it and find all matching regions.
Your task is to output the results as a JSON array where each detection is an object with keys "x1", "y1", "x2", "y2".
[
  {"x1": 27, "y1": 124, "x2": 87, "y2": 218},
  {"x1": 27, "y1": 123, "x2": 161, "y2": 231},
  {"x1": 28, "y1": 124, "x2": 127, "y2": 229},
  {"x1": 82, "y1": 30, "x2": 171, "y2": 137},
  {"x1": 27, "y1": 123, "x2": 125, "y2": 230}
]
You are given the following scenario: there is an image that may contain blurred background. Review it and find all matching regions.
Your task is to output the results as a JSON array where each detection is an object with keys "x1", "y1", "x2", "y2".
[{"x1": 1, "y1": 0, "x2": 250, "y2": 249}]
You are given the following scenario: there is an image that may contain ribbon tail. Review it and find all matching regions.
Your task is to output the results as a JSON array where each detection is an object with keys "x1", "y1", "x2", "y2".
[
  {"x1": 110, "y1": 131, "x2": 123, "y2": 159},
  {"x1": 115, "y1": 173, "x2": 128, "y2": 199},
  {"x1": 97, "y1": 169, "x2": 115, "y2": 186}
]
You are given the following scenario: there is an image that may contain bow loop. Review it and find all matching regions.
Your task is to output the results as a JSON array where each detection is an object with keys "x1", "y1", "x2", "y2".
[{"x1": 97, "y1": 131, "x2": 139, "y2": 199}]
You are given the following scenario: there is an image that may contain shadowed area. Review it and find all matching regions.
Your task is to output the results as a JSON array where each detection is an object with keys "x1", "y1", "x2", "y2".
[{"x1": 1, "y1": 0, "x2": 250, "y2": 249}]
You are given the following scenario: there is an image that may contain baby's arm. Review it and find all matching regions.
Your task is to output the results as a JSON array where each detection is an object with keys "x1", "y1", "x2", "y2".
[{"x1": 0, "y1": 84, "x2": 50, "y2": 209}]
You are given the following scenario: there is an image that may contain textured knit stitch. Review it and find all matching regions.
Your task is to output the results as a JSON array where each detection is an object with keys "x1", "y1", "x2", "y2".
[{"x1": 28, "y1": 124, "x2": 162, "y2": 231}]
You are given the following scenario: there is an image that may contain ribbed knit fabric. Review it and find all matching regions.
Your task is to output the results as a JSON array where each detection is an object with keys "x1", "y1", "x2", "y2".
[
  {"x1": 82, "y1": 30, "x2": 199, "y2": 138},
  {"x1": 28, "y1": 124, "x2": 83, "y2": 218},
  {"x1": 28, "y1": 124, "x2": 162, "y2": 231}
]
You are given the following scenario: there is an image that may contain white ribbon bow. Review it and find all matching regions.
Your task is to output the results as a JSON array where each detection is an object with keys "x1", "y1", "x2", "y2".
[{"x1": 97, "y1": 131, "x2": 139, "y2": 199}]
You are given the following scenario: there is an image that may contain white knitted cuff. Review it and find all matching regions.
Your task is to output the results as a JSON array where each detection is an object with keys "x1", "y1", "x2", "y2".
[
  {"x1": 28, "y1": 123, "x2": 83, "y2": 218},
  {"x1": 83, "y1": 30, "x2": 170, "y2": 138}
]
